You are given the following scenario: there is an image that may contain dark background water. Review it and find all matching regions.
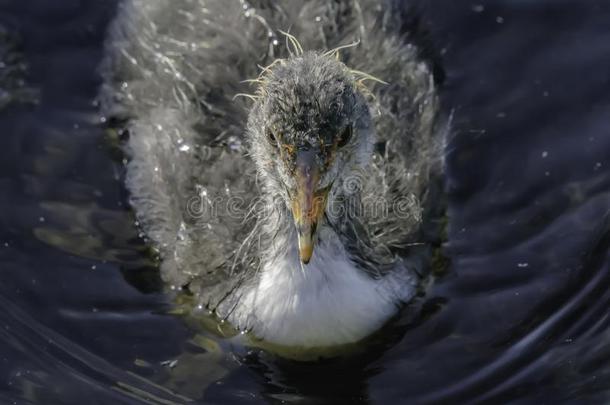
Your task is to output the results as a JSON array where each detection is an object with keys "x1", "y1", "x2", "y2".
[{"x1": 0, "y1": 0, "x2": 609, "y2": 403}]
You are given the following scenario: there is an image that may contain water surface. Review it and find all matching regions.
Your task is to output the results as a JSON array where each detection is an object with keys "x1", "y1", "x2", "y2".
[{"x1": 0, "y1": 0, "x2": 609, "y2": 403}]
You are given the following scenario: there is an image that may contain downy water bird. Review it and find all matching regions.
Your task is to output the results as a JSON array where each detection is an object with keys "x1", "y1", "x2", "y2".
[{"x1": 101, "y1": 0, "x2": 446, "y2": 351}]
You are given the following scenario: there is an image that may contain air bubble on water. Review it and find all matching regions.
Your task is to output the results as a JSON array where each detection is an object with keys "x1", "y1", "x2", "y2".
[
  {"x1": 100, "y1": 116, "x2": 107, "y2": 124},
  {"x1": 91, "y1": 265, "x2": 97, "y2": 270},
  {"x1": 541, "y1": 151, "x2": 548, "y2": 158},
  {"x1": 517, "y1": 262, "x2": 529, "y2": 268},
  {"x1": 121, "y1": 82, "x2": 128, "y2": 90},
  {"x1": 38, "y1": 216, "x2": 45, "y2": 223}
]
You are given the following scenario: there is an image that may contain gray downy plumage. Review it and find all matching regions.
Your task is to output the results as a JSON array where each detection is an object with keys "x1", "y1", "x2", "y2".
[{"x1": 100, "y1": 0, "x2": 447, "y2": 347}]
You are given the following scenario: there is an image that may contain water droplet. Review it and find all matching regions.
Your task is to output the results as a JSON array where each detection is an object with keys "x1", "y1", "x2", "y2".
[
  {"x1": 496, "y1": 112, "x2": 506, "y2": 118},
  {"x1": 100, "y1": 116, "x2": 107, "y2": 124},
  {"x1": 244, "y1": 10, "x2": 251, "y2": 17},
  {"x1": 315, "y1": 16, "x2": 322, "y2": 22},
  {"x1": 272, "y1": 39, "x2": 279, "y2": 46},
  {"x1": 91, "y1": 265, "x2": 97, "y2": 270},
  {"x1": 38, "y1": 216, "x2": 45, "y2": 223},
  {"x1": 156, "y1": 124, "x2": 163, "y2": 131},
  {"x1": 471, "y1": 4, "x2": 484, "y2": 13},
  {"x1": 594, "y1": 162, "x2": 602, "y2": 170},
  {"x1": 177, "y1": 222, "x2": 187, "y2": 241},
  {"x1": 154, "y1": 166, "x2": 159, "y2": 172},
  {"x1": 179, "y1": 144, "x2": 190, "y2": 152},
  {"x1": 545, "y1": 171, "x2": 550, "y2": 177},
  {"x1": 227, "y1": 135, "x2": 241, "y2": 151},
  {"x1": 517, "y1": 262, "x2": 529, "y2": 268},
  {"x1": 541, "y1": 151, "x2": 548, "y2": 158},
  {"x1": 496, "y1": 16, "x2": 504, "y2": 23},
  {"x1": 3, "y1": 242, "x2": 8, "y2": 248},
  {"x1": 121, "y1": 82, "x2": 128, "y2": 90}
]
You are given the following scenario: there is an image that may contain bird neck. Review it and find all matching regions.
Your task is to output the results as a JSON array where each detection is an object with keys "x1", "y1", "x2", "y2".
[{"x1": 232, "y1": 210, "x2": 404, "y2": 347}]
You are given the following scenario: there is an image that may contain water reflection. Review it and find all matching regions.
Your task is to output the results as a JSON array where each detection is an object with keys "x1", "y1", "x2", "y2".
[{"x1": 0, "y1": 0, "x2": 609, "y2": 404}]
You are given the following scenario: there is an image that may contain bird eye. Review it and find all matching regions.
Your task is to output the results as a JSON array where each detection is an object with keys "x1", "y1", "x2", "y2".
[
  {"x1": 337, "y1": 125, "x2": 352, "y2": 148},
  {"x1": 267, "y1": 129, "x2": 279, "y2": 148}
]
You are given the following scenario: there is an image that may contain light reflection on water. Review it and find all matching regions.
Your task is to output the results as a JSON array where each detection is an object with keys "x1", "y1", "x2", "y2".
[{"x1": 0, "y1": 0, "x2": 609, "y2": 403}]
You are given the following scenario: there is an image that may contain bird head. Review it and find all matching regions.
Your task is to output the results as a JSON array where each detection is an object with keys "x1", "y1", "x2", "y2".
[{"x1": 247, "y1": 52, "x2": 375, "y2": 264}]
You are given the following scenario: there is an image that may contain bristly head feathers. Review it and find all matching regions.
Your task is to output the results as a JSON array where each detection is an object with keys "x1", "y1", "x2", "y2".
[
  {"x1": 237, "y1": 33, "x2": 386, "y2": 105},
  {"x1": 244, "y1": 35, "x2": 381, "y2": 200}
]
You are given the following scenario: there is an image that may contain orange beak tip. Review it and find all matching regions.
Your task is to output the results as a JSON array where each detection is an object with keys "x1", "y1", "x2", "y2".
[{"x1": 299, "y1": 244, "x2": 314, "y2": 264}]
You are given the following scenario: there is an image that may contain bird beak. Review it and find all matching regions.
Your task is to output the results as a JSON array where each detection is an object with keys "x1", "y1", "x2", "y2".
[{"x1": 290, "y1": 150, "x2": 329, "y2": 264}]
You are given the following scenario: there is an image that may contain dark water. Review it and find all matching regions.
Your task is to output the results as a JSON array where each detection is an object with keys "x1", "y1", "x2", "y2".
[{"x1": 1, "y1": 0, "x2": 609, "y2": 403}]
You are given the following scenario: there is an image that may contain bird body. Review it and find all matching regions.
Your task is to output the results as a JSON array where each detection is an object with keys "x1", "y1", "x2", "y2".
[
  {"x1": 101, "y1": 0, "x2": 445, "y2": 350},
  {"x1": 228, "y1": 212, "x2": 418, "y2": 347}
]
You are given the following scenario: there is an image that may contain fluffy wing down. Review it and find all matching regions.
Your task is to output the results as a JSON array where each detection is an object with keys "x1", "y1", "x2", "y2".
[{"x1": 100, "y1": 0, "x2": 444, "y2": 301}]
